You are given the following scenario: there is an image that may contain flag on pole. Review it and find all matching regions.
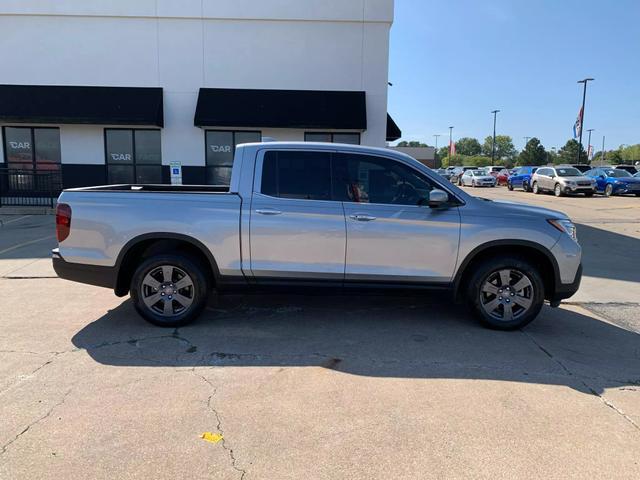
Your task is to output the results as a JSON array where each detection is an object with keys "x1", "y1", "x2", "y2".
[
  {"x1": 573, "y1": 106, "x2": 583, "y2": 139},
  {"x1": 588, "y1": 145, "x2": 593, "y2": 160},
  {"x1": 450, "y1": 141, "x2": 456, "y2": 156}
]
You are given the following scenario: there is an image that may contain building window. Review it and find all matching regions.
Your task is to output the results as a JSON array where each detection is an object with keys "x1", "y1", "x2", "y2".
[
  {"x1": 105, "y1": 129, "x2": 161, "y2": 184},
  {"x1": 205, "y1": 130, "x2": 261, "y2": 185},
  {"x1": 3, "y1": 126, "x2": 61, "y2": 171},
  {"x1": 304, "y1": 132, "x2": 360, "y2": 145}
]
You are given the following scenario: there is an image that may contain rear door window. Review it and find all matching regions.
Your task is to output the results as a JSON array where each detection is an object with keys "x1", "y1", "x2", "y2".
[{"x1": 261, "y1": 150, "x2": 332, "y2": 201}]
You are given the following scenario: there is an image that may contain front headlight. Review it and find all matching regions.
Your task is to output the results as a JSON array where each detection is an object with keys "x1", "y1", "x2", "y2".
[
  {"x1": 548, "y1": 219, "x2": 577, "y2": 241},
  {"x1": 566, "y1": 181, "x2": 576, "y2": 186}
]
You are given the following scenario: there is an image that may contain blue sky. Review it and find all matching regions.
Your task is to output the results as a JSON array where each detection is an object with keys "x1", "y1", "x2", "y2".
[{"x1": 387, "y1": 0, "x2": 640, "y2": 151}]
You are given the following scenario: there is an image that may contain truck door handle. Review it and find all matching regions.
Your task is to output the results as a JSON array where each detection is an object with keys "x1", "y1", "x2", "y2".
[
  {"x1": 349, "y1": 214, "x2": 376, "y2": 221},
  {"x1": 256, "y1": 208, "x2": 282, "y2": 215}
]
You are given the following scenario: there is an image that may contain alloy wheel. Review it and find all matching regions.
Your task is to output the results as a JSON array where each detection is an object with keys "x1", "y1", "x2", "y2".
[
  {"x1": 480, "y1": 269, "x2": 534, "y2": 322},
  {"x1": 141, "y1": 265, "x2": 194, "y2": 316}
]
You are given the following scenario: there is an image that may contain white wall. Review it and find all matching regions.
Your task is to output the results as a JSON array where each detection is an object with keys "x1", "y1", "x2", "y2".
[{"x1": 0, "y1": 0, "x2": 394, "y2": 167}]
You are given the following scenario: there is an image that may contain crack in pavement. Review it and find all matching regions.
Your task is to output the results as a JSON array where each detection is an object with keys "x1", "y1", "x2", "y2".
[
  {"x1": 0, "y1": 388, "x2": 73, "y2": 457},
  {"x1": 191, "y1": 371, "x2": 247, "y2": 480},
  {"x1": 521, "y1": 329, "x2": 640, "y2": 432}
]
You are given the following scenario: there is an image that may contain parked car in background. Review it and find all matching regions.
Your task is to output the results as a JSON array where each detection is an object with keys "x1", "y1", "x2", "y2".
[
  {"x1": 450, "y1": 166, "x2": 476, "y2": 185},
  {"x1": 483, "y1": 166, "x2": 504, "y2": 177},
  {"x1": 496, "y1": 168, "x2": 511, "y2": 186},
  {"x1": 562, "y1": 164, "x2": 591, "y2": 173},
  {"x1": 531, "y1": 166, "x2": 596, "y2": 197},
  {"x1": 612, "y1": 165, "x2": 639, "y2": 175},
  {"x1": 508, "y1": 166, "x2": 538, "y2": 191},
  {"x1": 461, "y1": 169, "x2": 497, "y2": 187},
  {"x1": 434, "y1": 168, "x2": 453, "y2": 182},
  {"x1": 584, "y1": 167, "x2": 640, "y2": 196},
  {"x1": 52, "y1": 142, "x2": 583, "y2": 330}
]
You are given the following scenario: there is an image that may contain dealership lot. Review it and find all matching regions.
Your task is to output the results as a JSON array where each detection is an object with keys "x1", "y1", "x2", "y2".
[{"x1": 1, "y1": 190, "x2": 639, "y2": 479}]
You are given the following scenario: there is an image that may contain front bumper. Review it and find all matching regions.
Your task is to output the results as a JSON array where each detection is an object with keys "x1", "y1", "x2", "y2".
[
  {"x1": 52, "y1": 248, "x2": 116, "y2": 289},
  {"x1": 564, "y1": 185, "x2": 595, "y2": 194},
  {"x1": 550, "y1": 263, "x2": 582, "y2": 302}
]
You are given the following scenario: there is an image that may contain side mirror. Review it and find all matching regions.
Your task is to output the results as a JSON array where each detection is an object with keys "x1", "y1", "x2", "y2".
[{"x1": 428, "y1": 189, "x2": 449, "y2": 208}]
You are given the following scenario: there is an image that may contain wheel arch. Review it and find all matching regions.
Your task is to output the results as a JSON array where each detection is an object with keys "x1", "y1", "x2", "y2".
[
  {"x1": 114, "y1": 233, "x2": 220, "y2": 297},
  {"x1": 453, "y1": 240, "x2": 559, "y2": 301}
]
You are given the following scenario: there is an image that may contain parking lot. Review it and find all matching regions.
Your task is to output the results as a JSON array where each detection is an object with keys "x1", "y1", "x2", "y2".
[{"x1": 1, "y1": 189, "x2": 639, "y2": 479}]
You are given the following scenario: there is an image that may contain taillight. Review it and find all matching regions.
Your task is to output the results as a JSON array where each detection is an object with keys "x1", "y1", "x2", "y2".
[{"x1": 56, "y1": 203, "x2": 72, "y2": 242}]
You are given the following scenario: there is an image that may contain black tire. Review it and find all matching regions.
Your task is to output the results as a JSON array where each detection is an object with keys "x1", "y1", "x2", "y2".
[
  {"x1": 532, "y1": 181, "x2": 540, "y2": 194},
  {"x1": 130, "y1": 254, "x2": 209, "y2": 327},
  {"x1": 466, "y1": 255, "x2": 545, "y2": 330},
  {"x1": 507, "y1": 182, "x2": 514, "y2": 191},
  {"x1": 604, "y1": 184, "x2": 613, "y2": 197},
  {"x1": 523, "y1": 182, "x2": 530, "y2": 192},
  {"x1": 554, "y1": 183, "x2": 563, "y2": 197}
]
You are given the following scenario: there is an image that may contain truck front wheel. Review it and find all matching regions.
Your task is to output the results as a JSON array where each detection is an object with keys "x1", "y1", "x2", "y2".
[
  {"x1": 466, "y1": 256, "x2": 545, "y2": 330},
  {"x1": 130, "y1": 254, "x2": 209, "y2": 327}
]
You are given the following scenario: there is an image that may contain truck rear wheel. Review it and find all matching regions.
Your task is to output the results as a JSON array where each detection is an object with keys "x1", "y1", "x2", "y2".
[
  {"x1": 130, "y1": 254, "x2": 209, "y2": 327},
  {"x1": 466, "y1": 256, "x2": 545, "y2": 330}
]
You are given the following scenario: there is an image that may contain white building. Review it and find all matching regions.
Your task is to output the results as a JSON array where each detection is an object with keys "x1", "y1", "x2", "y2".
[{"x1": 0, "y1": 0, "x2": 400, "y2": 190}]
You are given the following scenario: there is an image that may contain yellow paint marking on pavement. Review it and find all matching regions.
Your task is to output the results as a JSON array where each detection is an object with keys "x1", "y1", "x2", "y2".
[
  {"x1": 0, "y1": 235, "x2": 55, "y2": 256},
  {"x1": 201, "y1": 432, "x2": 223, "y2": 444}
]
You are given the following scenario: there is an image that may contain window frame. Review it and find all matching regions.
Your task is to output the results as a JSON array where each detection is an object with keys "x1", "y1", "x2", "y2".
[
  {"x1": 304, "y1": 132, "x2": 361, "y2": 145},
  {"x1": 255, "y1": 149, "x2": 463, "y2": 207},
  {"x1": 104, "y1": 127, "x2": 162, "y2": 185},
  {"x1": 2, "y1": 125, "x2": 61, "y2": 172}
]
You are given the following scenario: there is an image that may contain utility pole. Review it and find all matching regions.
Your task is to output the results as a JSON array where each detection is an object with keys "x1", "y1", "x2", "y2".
[
  {"x1": 433, "y1": 134, "x2": 441, "y2": 168},
  {"x1": 576, "y1": 78, "x2": 594, "y2": 163},
  {"x1": 523, "y1": 137, "x2": 531, "y2": 149},
  {"x1": 601, "y1": 135, "x2": 605, "y2": 165},
  {"x1": 491, "y1": 110, "x2": 500, "y2": 165},
  {"x1": 448, "y1": 126, "x2": 454, "y2": 159},
  {"x1": 586, "y1": 128, "x2": 594, "y2": 163}
]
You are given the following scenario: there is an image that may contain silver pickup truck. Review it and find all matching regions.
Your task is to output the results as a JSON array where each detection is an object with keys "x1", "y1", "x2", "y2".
[{"x1": 52, "y1": 142, "x2": 582, "y2": 330}]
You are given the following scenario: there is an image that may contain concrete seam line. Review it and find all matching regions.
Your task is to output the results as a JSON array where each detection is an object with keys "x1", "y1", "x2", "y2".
[
  {"x1": 0, "y1": 215, "x2": 32, "y2": 226},
  {"x1": 0, "y1": 235, "x2": 55, "y2": 256}
]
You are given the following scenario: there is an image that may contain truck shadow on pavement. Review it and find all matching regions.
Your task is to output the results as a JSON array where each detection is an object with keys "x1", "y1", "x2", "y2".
[
  {"x1": 71, "y1": 293, "x2": 640, "y2": 395},
  {"x1": 577, "y1": 223, "x2": 640, "y2": 283}
]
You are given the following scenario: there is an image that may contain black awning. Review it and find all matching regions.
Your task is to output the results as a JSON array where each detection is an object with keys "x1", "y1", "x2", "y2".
[
  {"x1": 0, "y1": 85, "x2": 164, "y2": 127},
  {"x1": 194, "y1": 88, "x2": 366, "y2": 130},
  {"x1": 386, "y1": 114, "x2": 401, "y2": 141}
]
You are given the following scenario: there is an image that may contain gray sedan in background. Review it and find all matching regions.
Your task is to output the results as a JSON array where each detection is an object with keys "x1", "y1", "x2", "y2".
[{"x1": 461, "y1": 169, "x2": 497, "y2": 187}]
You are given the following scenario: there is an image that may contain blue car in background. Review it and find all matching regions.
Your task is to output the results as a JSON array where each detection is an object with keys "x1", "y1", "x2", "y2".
[
  {"x1": 584, "y1": 167, "x2": 640, "y2": 196},
  {"x1": 507, "y1": 166, "x2": 538, "y2": 192}
]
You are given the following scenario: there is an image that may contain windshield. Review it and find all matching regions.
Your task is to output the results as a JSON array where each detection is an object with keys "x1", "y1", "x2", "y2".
[
  {"x1": 472, "y1": 170, "x2": 485, "y2": 176},
  {"x1": 604, "y1": 169, "x2": 632, "y2": 178},
  {"x1": 556, "y1": 167, "x2": 581, "y2": 177}
]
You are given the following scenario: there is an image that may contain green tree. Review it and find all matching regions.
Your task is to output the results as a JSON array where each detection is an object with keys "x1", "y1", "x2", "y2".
[
  {"x1": 557, "y1": 139, "x2": 587, "y2": 164},
  {"x1": 517, "y1": 137, "x2": 547, "y2": 166},
  {"x1": 605, "y1": 149, "x2": 623, "y2": 165},
  {"x1": 620, "y1": 144, "x2": 640, "y2": 163},
  {"x1": 454, "y1": 137, "x2": 482, "y2": 156},
  {"x1": 482, "y1": 135, "x2": 516, "y2": 160},
  {"x1": 438, "y1": 146, "x2": 450, "y2": 160}
]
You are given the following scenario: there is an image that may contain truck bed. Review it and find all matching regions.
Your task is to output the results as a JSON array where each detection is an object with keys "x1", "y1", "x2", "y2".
[{"x1": 64, "y1": 184, "x2": 230, "y2": 194}]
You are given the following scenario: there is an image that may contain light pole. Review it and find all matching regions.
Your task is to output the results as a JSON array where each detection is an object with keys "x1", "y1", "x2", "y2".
[
  {"x1": 433, "y1": 134, "x2": 441, "y2": 167},
  {"x1": 448, "y1": 126, "x2": 454, "y2": 159},
  {"x1": 523, "y1": 136, "x2": 531, "y2": 149},
  {"x1": 491, "y1": 110, "x2": 500, "y2": 165},
  {"x1": 600, "y1": 136, "x2": 605, "y2": 165},
  {"x1": 586, "y1": 128, "x2": 594, "y2": 162},
  {"x1": 576, "y1": 78, "x2": 594, "y2": 163}
]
